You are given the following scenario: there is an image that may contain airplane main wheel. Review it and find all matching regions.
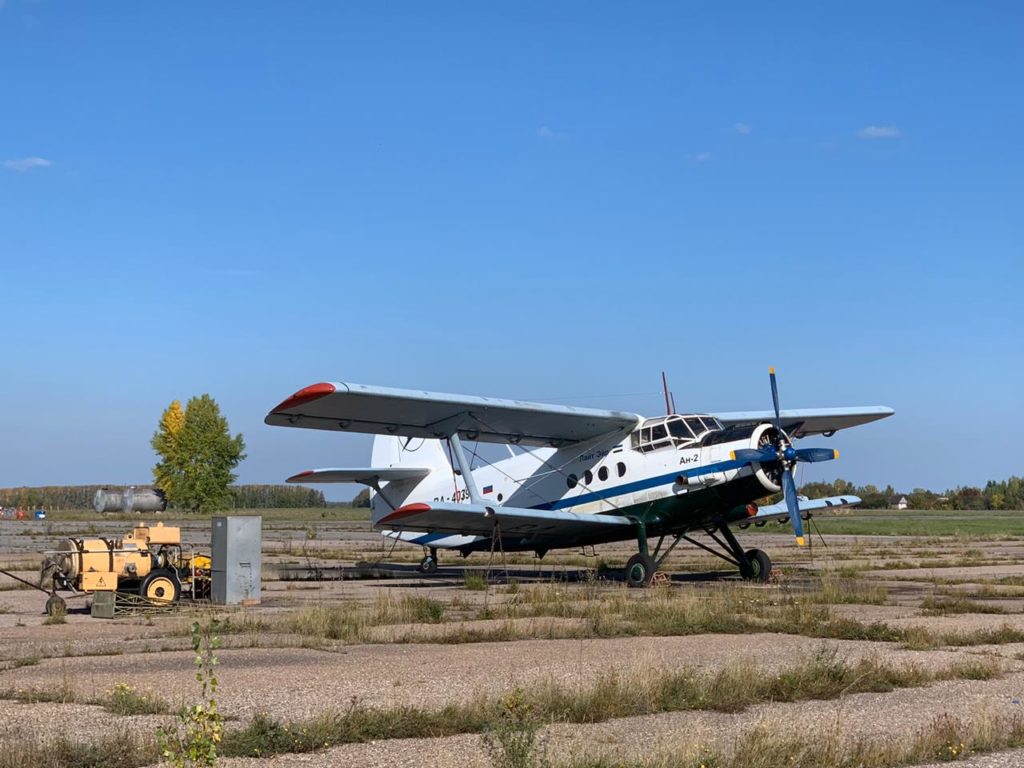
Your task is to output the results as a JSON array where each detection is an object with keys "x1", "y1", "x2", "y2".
[
  {"x1": 742, "y1": 549, "x2": 772, "y2": 583},
  {"x1": 625, "y1": 553, "x2": 655, "y2": 588},
  {"x1": 418, "y1": 555, "x2": 438, "y2": 574},
  {"x1": 141, "y1": 570, "x2": 181, "y2": 603}
]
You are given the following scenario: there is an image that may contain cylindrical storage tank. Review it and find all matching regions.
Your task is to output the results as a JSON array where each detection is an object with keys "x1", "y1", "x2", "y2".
[
  {"x1": 94, "y1": 489, "x2": 123, "y2": 513},
  {"x1": 94, "y1": 488, "x2": 166, "y2": 513},
  {"x1": 128, "y1": 488, "x2": 167, "y2": 512}
]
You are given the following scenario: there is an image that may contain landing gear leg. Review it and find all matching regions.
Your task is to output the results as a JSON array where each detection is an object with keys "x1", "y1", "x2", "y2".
[
  {"x1": 419, "y1": 547, "x2": 439, "y2": 574},
  {"x1": 626, "y1": 522, "x2": 655, "y2": 588}
]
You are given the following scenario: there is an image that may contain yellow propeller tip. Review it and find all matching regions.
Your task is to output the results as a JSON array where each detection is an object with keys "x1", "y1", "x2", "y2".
[
  {"x1": 796, "y1": 536, "x2": 806, "y2": 547},
  {"x1": 769, "y1": 366, "x2": 775, "y2": 374},
  {"x1": 834, "y1": 450, "x2": 840, "y2": 459},
  {"x1": 730, "y1": 451, "x2": 736, "y2": 460}
]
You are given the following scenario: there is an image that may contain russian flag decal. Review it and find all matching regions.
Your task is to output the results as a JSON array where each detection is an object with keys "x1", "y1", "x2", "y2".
[{"x1": 483, "y1": 485, "x2": 493, "y2": 494}]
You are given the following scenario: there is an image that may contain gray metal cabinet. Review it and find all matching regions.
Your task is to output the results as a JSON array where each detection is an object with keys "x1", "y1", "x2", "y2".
[{"x1": 211, "y1": 516, "x2": 262, "y2": 605}]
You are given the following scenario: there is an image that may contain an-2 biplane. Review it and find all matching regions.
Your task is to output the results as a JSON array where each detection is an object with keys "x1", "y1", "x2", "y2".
[{"x1": 265, "y1": 370, "x2": 892, "y2": 586}]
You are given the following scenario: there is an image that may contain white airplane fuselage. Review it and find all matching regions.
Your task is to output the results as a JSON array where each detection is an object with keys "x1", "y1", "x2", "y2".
[{"x1": 372, "y1": 418, "x2": 784, "y2": 553}]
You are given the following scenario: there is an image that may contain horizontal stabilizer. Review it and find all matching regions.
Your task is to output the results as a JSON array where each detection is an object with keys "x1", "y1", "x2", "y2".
[
  {"x1": 378, "y1": 501, "x2": 633, "y2": 539},
  {"x1": 286, "y1": 467, "x2": 431, "y2": 485}
]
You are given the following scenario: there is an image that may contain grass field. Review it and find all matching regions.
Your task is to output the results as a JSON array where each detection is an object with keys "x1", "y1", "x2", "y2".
[
  {"x1": 36, "y1": 506, "x2": 1022, "y2": 537},
  {"x1": 808, "y1": 507, "x2": 1024, "y2": 537},
  {"x1": 36, "y1": 506, "x2": 371, "y2": 523},
  {"x1": 4, "y1": 505, "x2": 1024, "y2": 767}
]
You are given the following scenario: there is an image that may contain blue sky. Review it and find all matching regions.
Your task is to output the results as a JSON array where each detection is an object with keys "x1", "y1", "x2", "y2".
[{"x1": 1, "y1": 2, "x2": 1021, "y2": 500}]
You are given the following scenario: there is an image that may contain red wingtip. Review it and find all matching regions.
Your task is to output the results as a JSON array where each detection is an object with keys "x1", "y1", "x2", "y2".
[
  {"x1": 288, "y1": 470, "x2": 316, "y2": 482},
  {"x1": 380, "y1": 502, "x2": 432, "y2": 525},
  {"x1": 272, "y1": 382, "x2": 336, "y2": 413}
]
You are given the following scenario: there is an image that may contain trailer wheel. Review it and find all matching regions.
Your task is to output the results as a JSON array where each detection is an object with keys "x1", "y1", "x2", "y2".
[{"x1": 141, "y1": 570, "x2": 181, "y2": 604}]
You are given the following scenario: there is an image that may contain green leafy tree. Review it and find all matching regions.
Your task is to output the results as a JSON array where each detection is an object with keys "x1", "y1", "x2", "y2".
[
  {"x1": 153, "y1": 395, "x2": 246, "y2": 513},
  {"x1": 152, "y1": 400, "x2": 185, "y2": 499}
]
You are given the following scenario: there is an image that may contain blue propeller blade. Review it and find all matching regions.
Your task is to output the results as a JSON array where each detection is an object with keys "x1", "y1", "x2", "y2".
[
  {"x1": 794, "y1": 447, "x2": 839, "y2": 463},
  {"x1": 731, "y1": 448, "x2": 778, "y2": 463},
  {"x1": 769, "y1": 367, "x2": 782, "y2": 432},
  {"x1": 782, "y1": 470, "x2": 806, "y2": 546}
]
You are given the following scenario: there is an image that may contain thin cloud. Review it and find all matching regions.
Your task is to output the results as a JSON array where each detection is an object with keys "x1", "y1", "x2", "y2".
[
  {"x1": 692, "y1": 151, "x2": 712, "y2": 164},
  {"x1": 734, "y1": 122, "x2": 752, "y2": 135},
  {"x1": 536, "y1": 126, "x2": 567, "y2": 141},
  {"x1": 858, "y1": 125, "x2": 902, "y2": 140},
  {"x1": 4, "y1": 156, "x2": 52, "y2": 172}
]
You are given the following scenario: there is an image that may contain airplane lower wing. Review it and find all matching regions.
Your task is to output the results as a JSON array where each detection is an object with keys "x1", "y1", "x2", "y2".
[
  {"x1": 736, "y1": 495, "x2": 861, "y2": 527},
  {"x1": 378, "y1": 502, "x2": 633, "y2": 539},
  {"x1": 713, "y1": 407, "x2": 893, "y2": 438},
  {"x1": 381, "y1": 530, "x2": 481, "y2": 550},
  {"x1": 287, "y1": 467, "x2": 431, "y2": 485}
]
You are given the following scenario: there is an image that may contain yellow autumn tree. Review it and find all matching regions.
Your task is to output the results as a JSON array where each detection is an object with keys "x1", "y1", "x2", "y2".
[{"x1": 151, "y1": 400, "x2": 185, "y2": 501}]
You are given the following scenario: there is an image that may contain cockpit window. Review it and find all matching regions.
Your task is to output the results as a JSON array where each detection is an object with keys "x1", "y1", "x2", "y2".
[
  {"x1": 632, "y1": 414, "x2": 716, "y2": 452},
  {"x1": 685, "y1": 417, "x2": 706, "y2": 437},
  {"x1": 632, "y1": 418, "x2": 677, "y2": 452},
  {"x1": 668, "y1": 419, "x2": 694, "y2": 440}
]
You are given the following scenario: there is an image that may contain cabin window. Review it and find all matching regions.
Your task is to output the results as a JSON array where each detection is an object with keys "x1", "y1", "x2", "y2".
[
  {"x1": 584, "y1": 470, "x2": 593, "y2": 485},
  {"x1": 617, "y1": 462, "x2": 626, "y2": 477},
  {"x1": 566, "y1": 473, "x2": 578, "y2": 489},
  {"x1": 598, "y1": 466, "x2": 608, "y2": 482}
]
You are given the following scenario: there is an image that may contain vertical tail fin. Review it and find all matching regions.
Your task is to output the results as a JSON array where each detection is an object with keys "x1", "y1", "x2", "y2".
[
  {"x1": 370, "y1": 435, "x2": 451, "y2": 471},
  {"x1": 369, "y1": 436, "x2": 450, "y2": 522}
]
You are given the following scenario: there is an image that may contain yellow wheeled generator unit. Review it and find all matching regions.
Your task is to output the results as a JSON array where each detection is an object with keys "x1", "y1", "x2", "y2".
[{"x1": 40, "y1": 522, "x2": 211, "y2": 617}]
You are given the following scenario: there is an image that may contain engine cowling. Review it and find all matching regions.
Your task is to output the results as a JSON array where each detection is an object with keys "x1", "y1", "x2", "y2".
[{"x1": 750, "y1": 423, "x2": 785, "y2": 493}]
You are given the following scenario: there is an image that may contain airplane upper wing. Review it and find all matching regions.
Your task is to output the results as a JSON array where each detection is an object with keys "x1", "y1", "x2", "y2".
[
  {"x1": 378, "y1": 501, "x2": 634, "y2": 540},
  {"x1": 712, "y1": 407, "x2": 894, "y2": 438},
  {"x1": 287, "y1": 467, "x2": 431, "y2": 485},
  {"x1": 265, "y1": 382, "x2": 641, "y2": 447}
]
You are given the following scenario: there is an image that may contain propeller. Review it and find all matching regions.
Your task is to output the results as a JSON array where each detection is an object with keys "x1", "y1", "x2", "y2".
[{"x1": 730, "y1": 368, "x2": 840, "y2": 547}]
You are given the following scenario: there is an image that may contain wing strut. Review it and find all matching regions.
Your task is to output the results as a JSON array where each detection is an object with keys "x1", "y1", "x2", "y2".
[{"x1": 449, "y1": 433, "x2": 484, "y2": 505}]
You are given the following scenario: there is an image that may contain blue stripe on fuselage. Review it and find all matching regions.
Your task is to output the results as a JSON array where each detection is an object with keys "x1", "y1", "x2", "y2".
[{"x1": 529, "y1": 457, "x2": 747, "y2": 511}]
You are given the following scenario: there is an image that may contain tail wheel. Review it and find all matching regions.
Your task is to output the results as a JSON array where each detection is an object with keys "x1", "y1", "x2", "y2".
[
  {"x1": 625, "y1": 553, "x2": 655, "y2": 588},
  {"x1": 742, "y1": 549, "x2": 772, "y2": 583},
  {"x1": 141, "y1": 570, "x2": 181, "y2": 604}
]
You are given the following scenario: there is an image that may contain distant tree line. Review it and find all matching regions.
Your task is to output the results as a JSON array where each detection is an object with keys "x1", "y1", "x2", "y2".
[
  {"x1": 0, "y1": 484, "x2": 326, "y2": 511},
  {"x1": 229, "y1": 484, "x2": 327, "y2": 509},
  {"x1": 797, "y1": 476, "x2": 1024, "y2": 510}
]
